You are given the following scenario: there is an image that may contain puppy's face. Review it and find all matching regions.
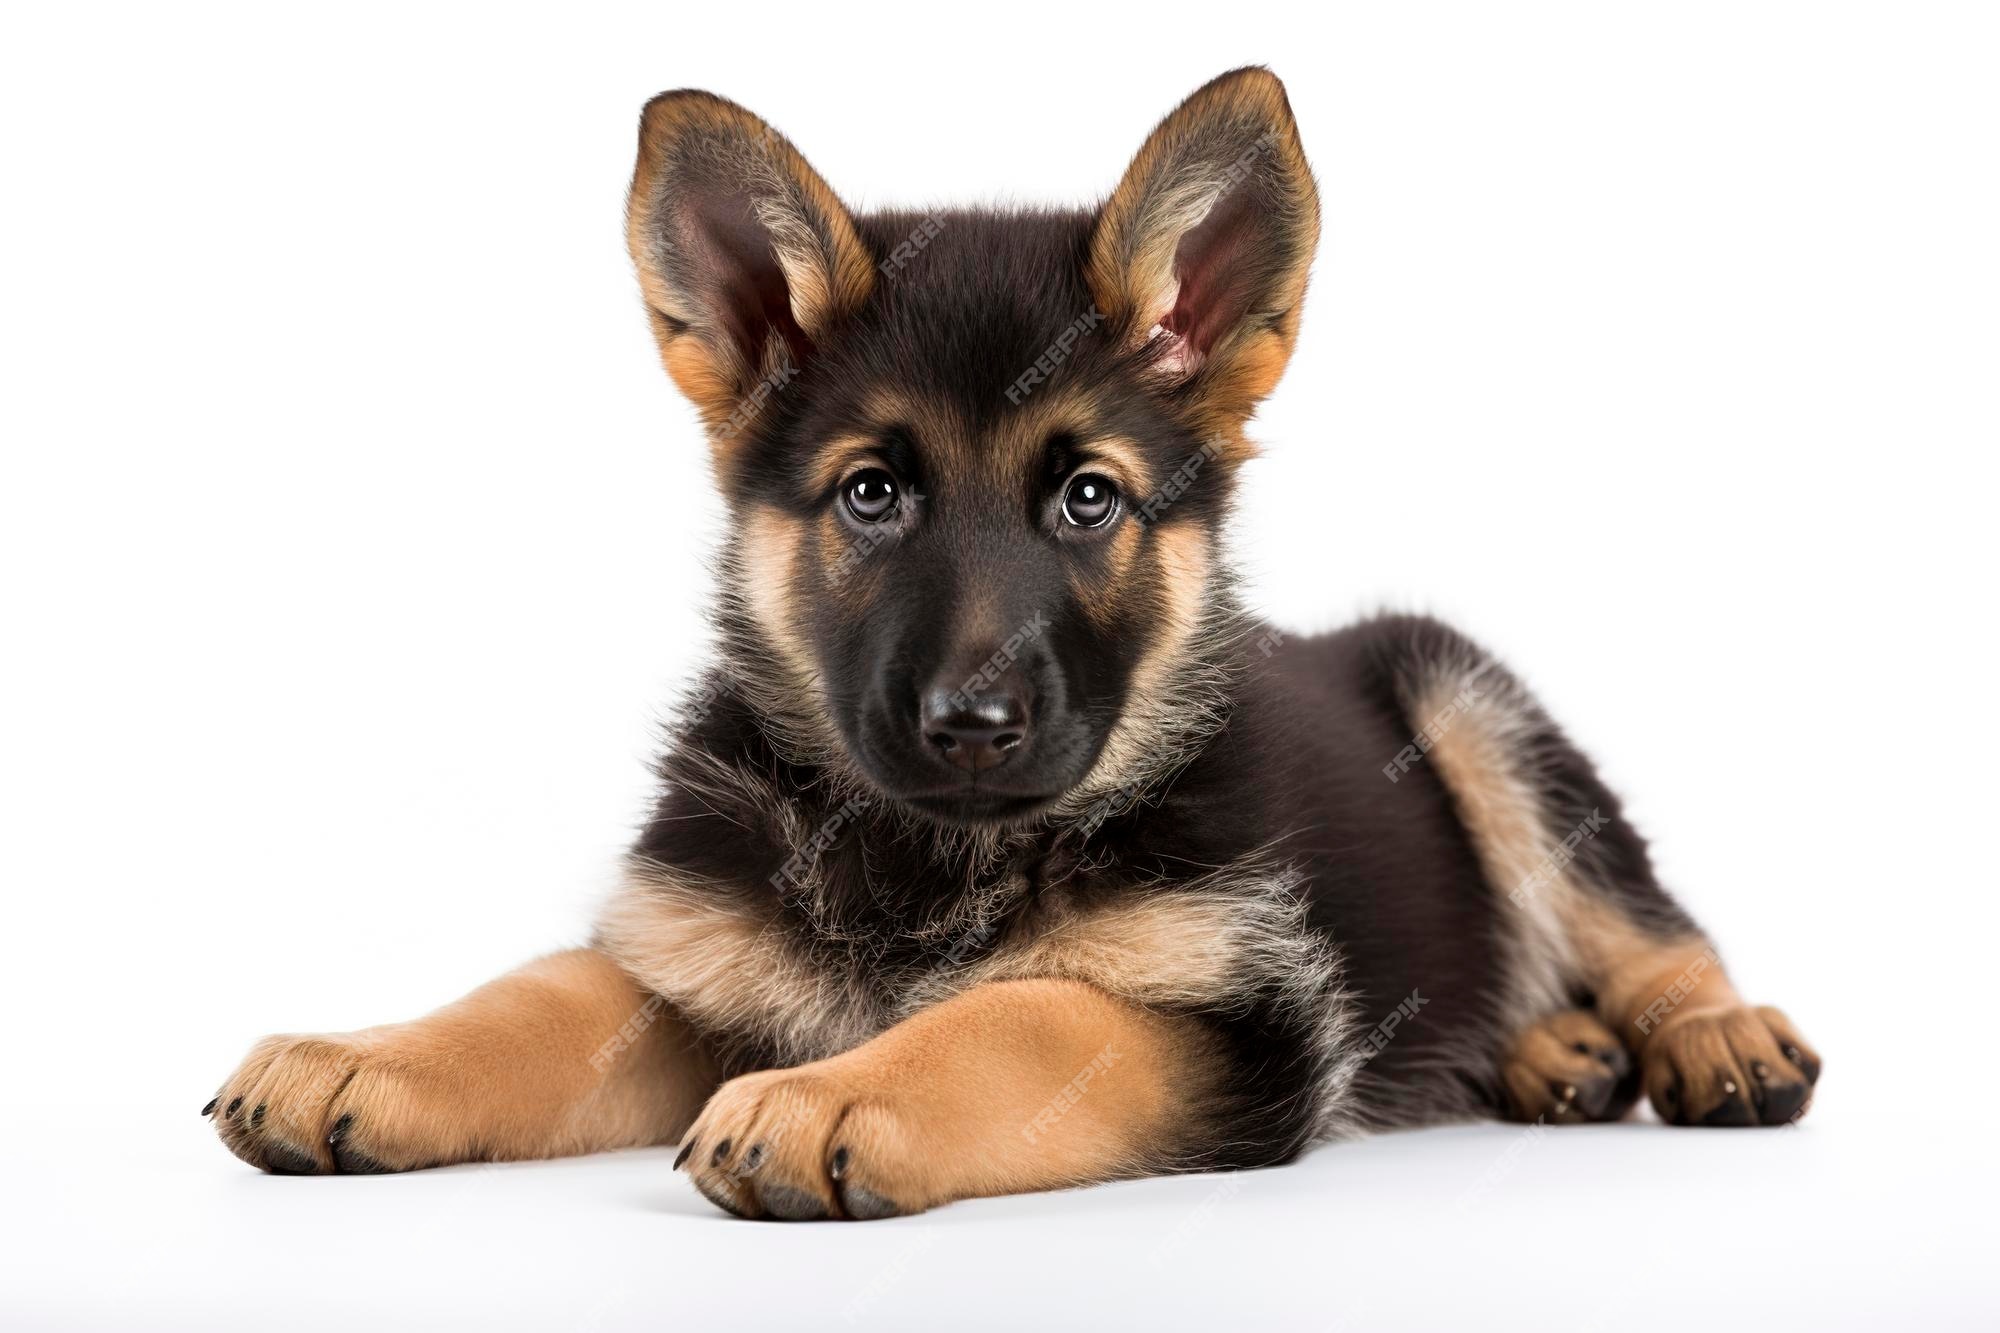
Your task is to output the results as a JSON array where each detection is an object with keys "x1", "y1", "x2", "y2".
[{"x1": 627, "y1": 70, "x2": 1318, "y2": 825}]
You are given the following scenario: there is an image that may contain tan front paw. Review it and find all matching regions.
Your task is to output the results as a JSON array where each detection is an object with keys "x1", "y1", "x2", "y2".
[
  {"x1": 677, "y1": 1066, "x2": 926, "y2": 1221},
  {"x1": 1643, "y1": 1004, "x2": 1820, "y2": 1127},
  {"x1": 206, "y1": 1030, "x2": 457, "y2": 1175}
]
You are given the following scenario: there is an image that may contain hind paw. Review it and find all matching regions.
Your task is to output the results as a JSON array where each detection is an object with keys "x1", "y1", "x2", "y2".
[
  {"x1": 1644, "y1": 1004, "x2": 1820, "y2": 1127},
  {"x1": 1500, "y1": 1009, "x2": 1639, "y2": 1123}
]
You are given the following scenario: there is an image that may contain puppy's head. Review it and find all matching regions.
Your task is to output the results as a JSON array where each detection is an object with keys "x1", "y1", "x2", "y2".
[{"x1": 627, "y1": 69, "x2": 1318, "y2": 826}]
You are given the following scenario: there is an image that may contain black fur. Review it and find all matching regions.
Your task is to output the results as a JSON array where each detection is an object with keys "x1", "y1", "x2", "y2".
[{"x1": 615, "y1": 73, "x2": 1717, "y2": 1172}]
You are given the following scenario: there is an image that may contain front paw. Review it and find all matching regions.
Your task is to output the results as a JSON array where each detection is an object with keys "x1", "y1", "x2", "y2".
[
  {"x1": 677, "y1": 1066, "x2": 920, "y2": 1221},
  {"x1": 206, "y1": 1030, "x2": 441, "y2": 1174},
  {"x1": 1644, "y1": 1005, "x2": 1820, "y2": 1127}
]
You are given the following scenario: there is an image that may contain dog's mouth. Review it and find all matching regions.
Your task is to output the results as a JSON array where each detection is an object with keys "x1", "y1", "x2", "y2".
[
  {"x1": 894, "y1": 787, "x2": 1064, "y2": 826},
  {"x1": 844, "y1": 700, "x2": 1103, "y2": 828}
]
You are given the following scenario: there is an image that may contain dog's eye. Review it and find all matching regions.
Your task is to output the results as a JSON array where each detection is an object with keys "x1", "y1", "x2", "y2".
[
  {"x1": 1061, "y1": 474, "x2": 1119, "y2": 528},
  {"x1": 844, "y1": 469, "x2": 899, "y2": 522}
]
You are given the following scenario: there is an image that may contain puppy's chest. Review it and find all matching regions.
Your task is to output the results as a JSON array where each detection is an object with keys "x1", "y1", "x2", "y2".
[
  {"x1": 597, "y1": 851, "x2": 1043, "y2": 1067},
  {"x1": 599, "y1": 834, "x2": 1337, "y2": 1082}
]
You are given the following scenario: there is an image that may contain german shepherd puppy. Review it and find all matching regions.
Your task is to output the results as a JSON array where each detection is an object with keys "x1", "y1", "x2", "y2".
[{"x1": 207, "y1": 68, "x2": 1820, "y2": 1218}]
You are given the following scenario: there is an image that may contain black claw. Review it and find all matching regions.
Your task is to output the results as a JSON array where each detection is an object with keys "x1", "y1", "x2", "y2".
[
  {"x1": 829, "y1": 1146, "x2": 850, "y2": 1180},
  {"x1": 710, "y1": 1138, "x2": 733, "y2": 1168},
  {"x1": 263, "y1": 1141, "x2": 320, "y2": 1176},
  {"x1": 249, "y1": 1104, "x2": 266, "y2": 1128},
  {"x1": 202, "y1": 1097, "x2": 219, "y2": 1117},
  {"x1": 741, "y1": 1143, "x2": 766, "y2": 1174},
  {"x1": 327, "y1": 1113, "x2": 353, "y2": 1144},
  {"x1": 1660, "y1": 1078, "x2": 1684, "y2": 1124},
  {"x1": 225, "y1": 1096, "x2": 243, "y2": 1119},
  {"x1": 672, "y1": 1140, "x2": 695, "y2": 1171},
  {"x1": 758, "y1": 1183, "x2": 829, "y2": 1221}
]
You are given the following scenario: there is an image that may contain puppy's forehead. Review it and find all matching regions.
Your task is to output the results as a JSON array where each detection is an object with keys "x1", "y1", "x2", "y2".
[
  {"x1": 853, "y1": 214, "x2": 1107, "y2": 389},
  {"x1": 793, "y1": 210, "x2": 1163, "y2": 494}
]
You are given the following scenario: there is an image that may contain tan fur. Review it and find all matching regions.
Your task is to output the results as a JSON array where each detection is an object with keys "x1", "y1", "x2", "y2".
[
  {"x1": 679, "y1": 978, "x2": 1223, "y2": 1219},
  {"x1": 1075, "y1": 522, "x2": 1213, "y2": 798},
  {"x1": 738, "y1": 503, "x2": 821, "y2": 702},
  {"x1": 626, "y1": 91, "x2": 874, "y2": 449},
  {"x1": 1645, "y1": 1004, "x2": 1818, "y2": 1122},
  {"x1": 804, "y1": 432, "x2": 886, "y2": 497},
  {"x1": 1072, "y1": 435, "x2": 1155, "y2": 493},
  {"x1": 1497, "y1": 1008, "x2": 1635, "y2": 1124},
  {"x1": 1087, "y1": 67, "x2": 1319, "y2": 436},
  {"x1": 599, "y1": 852, "x2": 1359, "y2": 1140},
  {"x1": 210, "y1": 949, "x2": 717, "y2": 1172},
  {"x1": 930, "y1": 873, "x2": 1315, "y2": 1016},
  {"x1": 1410, "y1": 659, "x2": 1821, "y2": 1125},
  {"x1": 598, "y1": 855, "x2": 881, "y2": 1067}
]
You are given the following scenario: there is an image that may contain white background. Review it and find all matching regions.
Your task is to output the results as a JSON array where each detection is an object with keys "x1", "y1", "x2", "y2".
[{"x1": 3, "y1": 2, "x2": 1996, "y2": 1329}]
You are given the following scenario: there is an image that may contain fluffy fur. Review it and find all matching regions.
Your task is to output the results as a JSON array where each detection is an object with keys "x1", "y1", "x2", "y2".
[{"x1": 207, "y1": 68, "x2": 1820, "y2": 1214}]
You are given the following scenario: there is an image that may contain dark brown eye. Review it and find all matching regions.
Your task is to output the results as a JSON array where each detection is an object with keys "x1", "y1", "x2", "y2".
[
  {"x1": 1061, "y1": 474, "x2": 1118, "y2": 528},
  {"x1": 845, "y1": 469, "x2": 898, "y2": 522}
]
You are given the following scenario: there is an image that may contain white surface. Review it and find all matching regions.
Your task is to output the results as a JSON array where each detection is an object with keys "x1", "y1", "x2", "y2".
[
  {"x1": 7, "y1": 1104, "x2": 1988, "y2": 1331},
  {"x1": 3, "y1": 2, "x2": 1997, "y2": 1329}
]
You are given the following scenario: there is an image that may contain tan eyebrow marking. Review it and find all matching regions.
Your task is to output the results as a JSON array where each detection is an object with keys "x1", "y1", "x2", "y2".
[
  {"x1": 1070, "y1": 435, "x2": 1153, "y2": 494},
  {"x1": 806, "y1": 433, "x2": 884, "y2": 496}
]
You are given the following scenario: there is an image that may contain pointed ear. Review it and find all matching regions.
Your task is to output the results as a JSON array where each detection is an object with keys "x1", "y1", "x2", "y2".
[
  {"x1": 1087, "y1": 68, "x2": 1320, "y2": 427},
  {"x1": 626, "y1": 91, "x2": 874, "y2": 444}
]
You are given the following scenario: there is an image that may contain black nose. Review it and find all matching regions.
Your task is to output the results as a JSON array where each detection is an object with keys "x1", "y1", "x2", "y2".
[{"x1": 921, "y1": 686, "x2": 1029, "y2": 774}]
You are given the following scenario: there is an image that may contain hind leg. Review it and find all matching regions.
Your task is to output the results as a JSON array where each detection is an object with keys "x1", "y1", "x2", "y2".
[{"x1": 1385, "y1": 618, "x2": 1824, "y2": 1128}]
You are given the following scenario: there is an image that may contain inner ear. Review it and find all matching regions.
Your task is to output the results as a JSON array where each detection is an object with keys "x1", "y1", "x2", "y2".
[
  {"x1": 627, "y1": 90, "x2": 873, "y2": 442},
  {"x1": 1089, "y1": 68, "x2": 1320, "y2": 415},
  {"x1": 1162, "y1": 183, "x2": 1262, "y2": 361},
  {"x1": 695, "y1": 188, "x2": 812, "y2": 375}
]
